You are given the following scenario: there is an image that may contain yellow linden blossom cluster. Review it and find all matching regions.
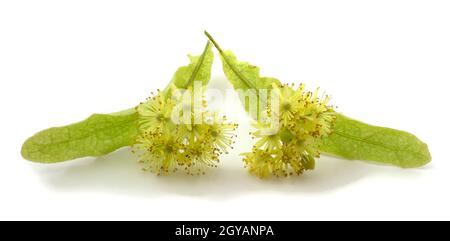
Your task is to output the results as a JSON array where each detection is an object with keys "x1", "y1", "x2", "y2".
[
  {"x1": 242, "y1": 83, "x2": 336, "y2": 178},
  {"x1": 132, "y1": 89, "x2": 237, "y2": 176}
]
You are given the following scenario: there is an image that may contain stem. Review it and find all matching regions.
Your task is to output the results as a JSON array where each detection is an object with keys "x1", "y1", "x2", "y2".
[{"x1": 204, "y1": 31, "x2": 256, "y2": 90}]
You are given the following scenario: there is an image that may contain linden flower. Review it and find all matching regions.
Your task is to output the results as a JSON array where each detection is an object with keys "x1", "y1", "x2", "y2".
[
  {"x1": 133, "y1": 128, "x2": 181, "y2": 174},
  {"x1": 136, "y1": 91, "x2": 176, "y2": 132},
  {"x1": 132, "y1": 90, "x2": 237, "y2": 176},
  {"x1": 276, "y1": 84, "x2": 302, "y2": 125},
  {"x1": 243, "y1": 83, "x2": 336, "y2": 178}
]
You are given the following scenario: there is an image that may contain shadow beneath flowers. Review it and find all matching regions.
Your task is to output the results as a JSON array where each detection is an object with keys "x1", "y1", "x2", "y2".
[{"x1": 31, "y1": 146, "x2": 424, "y2": 200}]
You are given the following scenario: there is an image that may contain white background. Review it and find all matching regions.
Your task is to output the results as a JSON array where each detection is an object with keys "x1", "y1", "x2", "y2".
[{"x1": 1, "y1": 0, "x2": 449, "y2": 220}]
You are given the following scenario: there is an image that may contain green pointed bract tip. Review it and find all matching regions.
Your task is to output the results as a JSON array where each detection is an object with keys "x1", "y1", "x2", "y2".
[
  {"x1": 320, "y1": 114, "x2": 431, "y2": 168},
  {"x1": 21, "y1": 110, "x2": 139, "y2": 163}
]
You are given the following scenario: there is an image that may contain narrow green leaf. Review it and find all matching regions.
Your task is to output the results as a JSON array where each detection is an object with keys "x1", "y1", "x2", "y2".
[
  {"x1": 220, "y1": 51, "x2": 280, "y2": 90},
  {"x1": 320, "y1": 114, "x2": 431, "y2": 168},
  {"x1": 205, "y1": 32, "x2": 280, "y2": 90},
  {"x1": 205, "y1": 31, "x2": 281, "y2": 119},
  {"x1": 21, "y1": 110, "x2": 139, "y2": 163},
  {"x1": 166, "y1": 41, "x2": 214, "y2": 91}
]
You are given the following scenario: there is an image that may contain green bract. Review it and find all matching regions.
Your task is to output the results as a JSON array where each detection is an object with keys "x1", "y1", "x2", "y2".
[
  {"x1": 321, "y1": 114, "x2": 431, "y2": 168},
  {"x1": 204, "y1": 31, "x2": 431, "y2": 175},
  {"x1": 165, "y1": 41, "x2": 214, "y2": 92},
  {"x1": 205, "y1": 31, "x2": 280, "y2": 120},
  {"x1": 21, "y1": 42, "x2": 237, "y2": 175},
  {"x1": 21, "y1": 109, "x2": 138, "y2": 163}
]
